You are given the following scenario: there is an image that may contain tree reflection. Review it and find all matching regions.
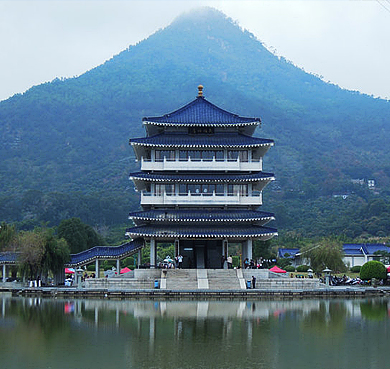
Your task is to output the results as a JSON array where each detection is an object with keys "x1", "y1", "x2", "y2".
[
  {"x1": 301, "y1": 301, "x2": 347, "y2": 336},
  {"x1": 360, "y1": 300, "x2": 388, "y2": 321}
]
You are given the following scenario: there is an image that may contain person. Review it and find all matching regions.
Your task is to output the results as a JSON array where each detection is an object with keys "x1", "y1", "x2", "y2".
[
  {"x1": 252, "y1": 275, "x2": 256, "y2": 289},
  {"x1": 178, "y1": 254, "x2": 183, "y2": 269},
  {"x1": 244, "y1": 258, "x2": 249, "y2": 269},
  {"x1": 227, "y1": 255, "x2": 233, "y2": 269}
]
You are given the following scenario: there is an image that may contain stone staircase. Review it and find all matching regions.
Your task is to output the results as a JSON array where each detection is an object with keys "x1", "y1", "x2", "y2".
[
  {"x1": 162, "y1": 269, "x2": 198, "y2": 290},
  {"x1": 208, "y1": 269, "x2": 243, "y2": 290},
  {"x1": 84, "y1": 269, "x2": 319, "y2": 291}
]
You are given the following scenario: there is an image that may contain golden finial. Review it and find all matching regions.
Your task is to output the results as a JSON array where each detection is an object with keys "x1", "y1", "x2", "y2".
[{"x1": 198, "y1": 85, "x2": 204, "y2": 97}]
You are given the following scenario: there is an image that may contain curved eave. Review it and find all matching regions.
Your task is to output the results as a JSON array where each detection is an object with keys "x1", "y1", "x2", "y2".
[
  {"x1": 125, "y1": 226, "x2": 278, "y2": 239},
  {"x1": 130, "y1": 141, "x2": 274, "y2": 149},
  {"x1": 129, "y1": 172, "x2": 275, "y2": 183},
  {"x1": 129, "y1": 215, "x2": 275, "y2": 223},
  {"x1": 143, "y1": 120, "x2": 259, "y2": 128}
]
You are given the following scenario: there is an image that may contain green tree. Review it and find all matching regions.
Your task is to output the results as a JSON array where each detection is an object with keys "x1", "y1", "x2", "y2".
[
  {"x1": 57, "y1": 217, "x2": 105, "y2": 253},
  {"x1": 18, "y1": 227, "x2": 70, "y2": 281},
  {"x1": 301, "y1": 237, "x2": 347, "y2": 273},
  {"x1": 0, "y1": 222, "x2": 17, "y2": 251},
  {"x1": 17, "y1": 230, "x2": 46, "y2": 279},
  {"x1": 41, "y1": 229, "x2": 70, "y2": 277}
]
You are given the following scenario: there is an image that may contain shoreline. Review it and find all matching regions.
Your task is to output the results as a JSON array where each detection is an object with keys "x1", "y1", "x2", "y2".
[{"x1": 1, "y1": 286, "x2": 390, "y2": 300}]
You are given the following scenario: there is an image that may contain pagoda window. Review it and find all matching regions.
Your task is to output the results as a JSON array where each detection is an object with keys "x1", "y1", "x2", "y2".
[
  {"x1": 202, "y1": 184, "x2": 215, "y2": 195},
  {"x1": 188, "y1": 150, "x2": 201, "y2": 161},
  {"x1": 165, "y1": 184, "x2": 174, "y2": 195},
  {"x1": 202, "y1": 151, "x2": 214, "y2": 161},
  {"x1": 227, "y1": 150, "x2": 239, "y2": 161},
  {"x1": 188, "y1": 184, "x2": 202, "y2": 195},
  {"x1": 155, "y1": 183, "x2": 174, "y2": 195},
  {"x1": 155, "y1": 184, "x2": 164, "y2": 196},
  {"x1": 228, "y1": 184, "x2": 248, "y2": 196},
  {"x1": 216, "y1": 184, "x2": 224, "y2": 195},
  {"x1": 155, "y1": 150, "x2": 175, "y2": 161},
  {"x1": 239, "y1": 150, "x2": 248, "y2": 162},
  {"x1": 215, "y1": 150, "x2": 224, "y2": 161},
  {"x1": 179, "y1": 183, "x2": 187, "y2": 194},
  {"x1": 179, "y1": 150, "x2": 188, "y2": 160}
]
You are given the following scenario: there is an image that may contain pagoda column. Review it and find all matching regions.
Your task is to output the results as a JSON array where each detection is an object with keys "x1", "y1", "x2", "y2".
[
  {"x1": 222, "y1": 239, "x2": 228, "y2": 269},
  {"x1": 174, "y1": 239, "x2": 179, "y2": 256},
  {"x1": 95, "y1": 259, "x2": 99, "y2": 278},
  {"x1": 242, "y1": 238, "x2": 253, "y2": 265},
  {"x1": 150, "y1": 238, "x2": 156, "y2": 268},
  {"x1": 138, "y1": 249, "x2": 142, "y2": 268},
  {"x1": 2, "y1": 264, "x2": 6, "y2": 283}
]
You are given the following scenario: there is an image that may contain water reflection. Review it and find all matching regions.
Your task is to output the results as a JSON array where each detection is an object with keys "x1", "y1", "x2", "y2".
[{"x1": 1, "y1": 296, "x2": 390, "y2": 369}]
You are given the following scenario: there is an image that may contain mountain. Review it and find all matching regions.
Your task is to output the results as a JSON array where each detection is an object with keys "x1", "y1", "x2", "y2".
[{"x1": 1, "y1": 7, "x2": 390, "y2": 237}]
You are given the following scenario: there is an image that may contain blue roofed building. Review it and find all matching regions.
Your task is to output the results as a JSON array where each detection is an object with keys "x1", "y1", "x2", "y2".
[
  {"x1": 343, "y1": 243, "x2": 390, "y2": 267},
  {"x1": 126, "y1": 85, "x2": 277, "y2": 269}
]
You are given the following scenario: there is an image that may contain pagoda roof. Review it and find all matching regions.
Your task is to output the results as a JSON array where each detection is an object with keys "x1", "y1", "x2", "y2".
[
  {"x1": 125, "y1": 224, "x2": 277, "y2": 239},
  {"x1": 143, "y1": 96, "x2": 260, "y2": 127},
  {"x1": 130, "y1": 132, "x2": 273, "y2": 148},
  {"x1": 129, "y1": 209, "x2": 275, "y2": 222},
  {"x1": 130, "y1": 171, "x2": 274, "y2": 182}
]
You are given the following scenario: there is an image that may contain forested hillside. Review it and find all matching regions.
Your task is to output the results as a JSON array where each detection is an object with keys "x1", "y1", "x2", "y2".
[{"x1": 1, "y1": 7, "x2": 390, "y2": 241}]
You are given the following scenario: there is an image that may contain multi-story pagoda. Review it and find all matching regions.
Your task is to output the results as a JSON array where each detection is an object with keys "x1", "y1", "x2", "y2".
[{"x1": 126, "y1": 86, "x2": 277, "y2": 269}]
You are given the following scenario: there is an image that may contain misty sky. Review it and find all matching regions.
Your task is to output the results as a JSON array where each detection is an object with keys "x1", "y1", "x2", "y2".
[{"x1": 1, "y1": 0, "x2": 389, "y2": 102}]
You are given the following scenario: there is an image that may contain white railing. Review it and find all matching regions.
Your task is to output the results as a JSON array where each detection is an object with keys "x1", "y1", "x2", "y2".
[
  {"x1": 141, "y1": 157, "x2": 262, "y2": 171},
  {"x1": 140, "y1": 191, "x2": 262, "y2": 206}
]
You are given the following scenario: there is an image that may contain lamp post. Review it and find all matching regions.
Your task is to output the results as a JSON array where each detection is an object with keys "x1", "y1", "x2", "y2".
[
  {"x1": 323, "y1": 267, "x2": 332, "y2": 287},
  {"x1": 307, "y1": 268, "x2": 313, "y2": 278},
  {"x1": 76, "y1": 268, "x2": 84, "y2": 289}
]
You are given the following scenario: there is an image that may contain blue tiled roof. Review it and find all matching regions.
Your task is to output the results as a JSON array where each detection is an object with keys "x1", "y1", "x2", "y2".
[
  {"x1": 143, "y1": 96, "x2": 260, "y2": 126},
  {"x1": 364, "y1": 244, "x2": 390, "y2": 254},
  {"x1": 0, "y1": 251, "x2": 18, "y2": 264},
  {"x1": 0, "y1": 241, "x2": 145, "y2": 267},
  {"x1": 130, "y1": 133, "x2": 273, "y2": 147},
  {"x1": 129, "y1": 209, "x2": 275, "y2": 222},
  {"x1": 130, "y1": 171, "x2": 274, "y2": 182},
  {"x1": 67, "y1": 239, "x2": 144, "y2": 267},
  {"x1": 343, "y1": 243, "x2": 390, "y2": 256},
  {"x1": 126, "y1": 225, "x2": 277, "y2": 238},
  {"x1": 278, "y1": 248, "x2": 300, "y2": 258}
]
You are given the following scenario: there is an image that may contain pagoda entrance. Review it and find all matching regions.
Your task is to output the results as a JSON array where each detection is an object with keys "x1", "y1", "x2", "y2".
[{"x1": 179, "y1": 240, "x2": 223, "y2": 269}]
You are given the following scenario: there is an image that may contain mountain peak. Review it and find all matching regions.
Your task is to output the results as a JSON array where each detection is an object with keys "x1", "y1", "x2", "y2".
[{"x1": 172, "y1": 7, "x2": 229, "y2": 25}]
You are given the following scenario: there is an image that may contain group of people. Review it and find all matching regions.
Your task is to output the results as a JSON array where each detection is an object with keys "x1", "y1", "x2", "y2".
[
  {"x1": 243, "y1": 258, "x2": 262, "y2": 269},
  {"x1": 160, "y1": 255, "x2": 184, "y2": 269}
]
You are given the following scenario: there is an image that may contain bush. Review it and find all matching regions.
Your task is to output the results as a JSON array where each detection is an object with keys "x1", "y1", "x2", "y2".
[
  {"x1": 86, "y1": 264, "x2": 96, "y2": 272},
  {"x1": 350, "y1": 265, "x2": 361, "y2": 273},
  {"x1": 360, "y1": 261, "x2": 386, "y2": 280},
  {"x1": 296, "y1": 265, "x2": 310, "y2": 272},
  {"x1": 277, "y1": 258, "x2": 292, "y2": 268},
  {"x1": 284, "y1": 265, "x2": 295, "y2": 272}
]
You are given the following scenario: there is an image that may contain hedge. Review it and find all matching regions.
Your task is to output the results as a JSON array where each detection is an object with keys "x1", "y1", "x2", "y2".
[{"x1": 360, "y1": 261, "x2": 386, "y2": 280}]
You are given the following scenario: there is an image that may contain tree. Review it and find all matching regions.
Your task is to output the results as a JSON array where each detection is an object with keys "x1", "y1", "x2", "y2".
[
  {"x1": 41, "y1": 229, "x2": 70, "y2": 277},
  {"x1": 57, "y1": 217, "x2": 105, "y2": 254},
  {"x1": 0, "y1": 222, "x2": 17, "y2": 251},
  {"x1": 301, "y1": 237, "x2": 347, "y2": 273},
  {"x1": 17, "y1": 227, "x2": 70, "y2": 281},
  {"x1": 17, "y1": 230, "x2": 46, "y2": 279}
]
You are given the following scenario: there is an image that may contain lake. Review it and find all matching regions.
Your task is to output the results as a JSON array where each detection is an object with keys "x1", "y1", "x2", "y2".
[{"x1": 0, "y1": 295, "x2": 389, "y2": 369}]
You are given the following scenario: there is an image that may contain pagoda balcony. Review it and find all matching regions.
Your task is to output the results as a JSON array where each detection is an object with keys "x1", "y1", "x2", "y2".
[
  {"x1": 140, "y1": 191, "x2": 263, "y2": 206},
  {"x1": 140, "y1": 157, "x2": 262, "y2": 172}
]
